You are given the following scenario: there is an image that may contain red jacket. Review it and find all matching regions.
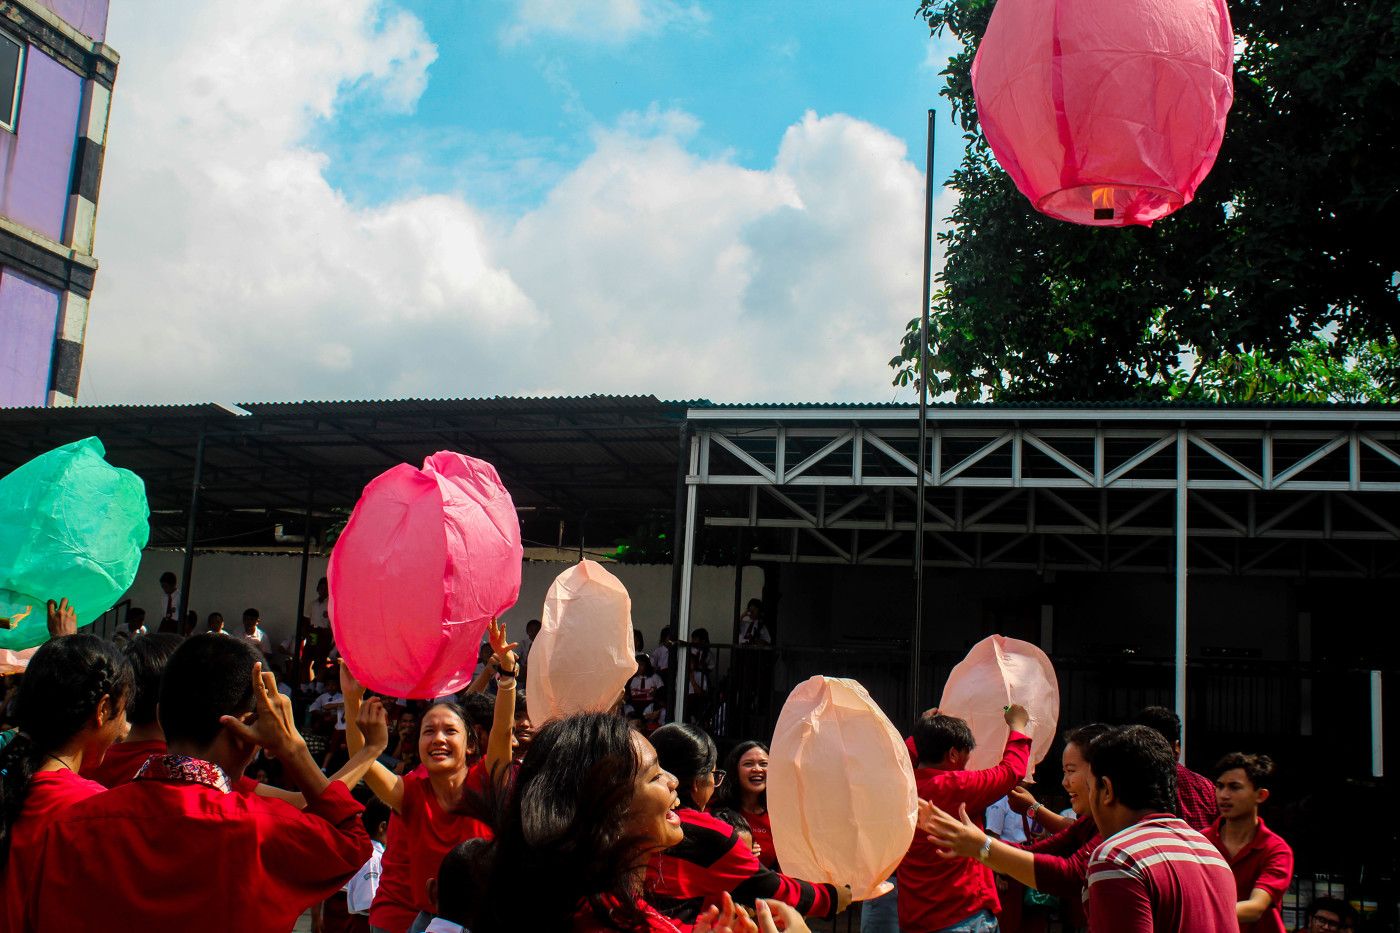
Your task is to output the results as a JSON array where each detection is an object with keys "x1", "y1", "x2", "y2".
[
  {"x1": 648, "y1": 807, "x2": 837, "y2": 921},
  {"x1": 29, "y1": 775, "x2": 368, "y2": 932},
  {"x1": 896, "y1": 732, "x2": 1031, "y2": 932}
]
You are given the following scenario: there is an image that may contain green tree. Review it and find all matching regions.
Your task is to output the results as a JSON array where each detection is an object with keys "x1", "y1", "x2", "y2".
[{"x1": 893, "y1": 0, "x2": 1400, "y2": 402}]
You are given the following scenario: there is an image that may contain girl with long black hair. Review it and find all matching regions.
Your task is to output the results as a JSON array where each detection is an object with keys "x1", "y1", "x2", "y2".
[
  {"x1": 710, "y1": 740, "x2": 777, "y2": 868},
  {"x1": 646, "y1": 724, "x2": 849, "y2": 923},
  {"x1": 0, "y1": 632, "x2": 134, "y2": 932}
]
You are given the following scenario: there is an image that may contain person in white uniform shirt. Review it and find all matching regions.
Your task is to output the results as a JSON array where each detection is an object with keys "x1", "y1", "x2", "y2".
[
  {"x1": 155, "y1": 571, "x2": 181, "y2": 632},
  {"x1": 344, "y1": 799, "x2": 390, "y2": 917},
  {"x1": 240, "y1": 607, "x2": 272, "y2": 657}
]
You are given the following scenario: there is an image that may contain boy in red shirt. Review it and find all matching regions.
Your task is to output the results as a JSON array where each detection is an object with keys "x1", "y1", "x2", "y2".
[
  {"x1": 1205, "y1": 752, "x2": 1294, "y2": 933},
  {"x1": 28, "y1": 635, "x2": 388, "y2": 932},
  {"x1": 1083, "y1": 725, "x2": 1236, "y2": 932},
  {"x1": 897, "y1": 703, "x2": 1032, "y2": 932}
]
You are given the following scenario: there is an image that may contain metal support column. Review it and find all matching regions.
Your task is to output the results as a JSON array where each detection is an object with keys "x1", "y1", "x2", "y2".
[
  {"x1": 1174, "y1": 428, "x2": 1189, "y2": 759},
  {"x1": 176, "y1": 431, "x2": 206, "y2": 624},
  {"x1": 1372, "y1": 671, "x2": 1385, "y2": 777},
  {"x1": 293, "y1": 479, "x2": 315, "y2": 685},
  {"x1": 675, "y1": 435, "x2": 700, "y2": 723},
  {"x1": 910, "y1": 108, "x2": 936, "y2": 717}
]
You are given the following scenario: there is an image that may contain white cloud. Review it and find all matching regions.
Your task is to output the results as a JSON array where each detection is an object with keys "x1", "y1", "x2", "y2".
[
  {"x1": 500, "y1": 0, "x2": 709, "y2": 47},
  {"x1": 83, "y1": 2, "x2": 930, "y2": 406}
]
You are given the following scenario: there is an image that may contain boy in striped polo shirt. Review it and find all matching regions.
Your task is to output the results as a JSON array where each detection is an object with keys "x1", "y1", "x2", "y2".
[{"x1": 1083, "y1": 725, "x2": 1237, "y2": 932}]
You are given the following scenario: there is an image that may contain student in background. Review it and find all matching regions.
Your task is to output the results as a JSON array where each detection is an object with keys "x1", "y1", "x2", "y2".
[
  {"x1": 80, "y1": 633, "x2": 182, "y2": 788},
  {"x1": 1205, "y1": 753, "x2": 1294, "y2": 933},
  {"x1": 1130, "y1": 706, "x2": 1218, "y2": 831}
]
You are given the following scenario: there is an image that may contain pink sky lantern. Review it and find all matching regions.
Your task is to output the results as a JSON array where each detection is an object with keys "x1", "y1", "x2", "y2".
[
  {"x1": 971, "y1": 0, "x2": 1234, "y2": 226},
  {"x1": 768, "y1": 676, "x2": 918, "y2": 901},
  {"x1": 329, "y1": 451, "x2": 522, "y2": 699},
  {"x1": 526, "y1": 559, "x2": 635, "y2": 726},
  {"x1": 939, "y1": 635, "x2": 1060, "y2": 780}
]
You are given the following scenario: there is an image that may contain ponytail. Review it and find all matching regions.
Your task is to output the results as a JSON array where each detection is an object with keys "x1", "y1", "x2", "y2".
[{"x1": 0, "y1": 635, "x2": 134, "y2": 861}]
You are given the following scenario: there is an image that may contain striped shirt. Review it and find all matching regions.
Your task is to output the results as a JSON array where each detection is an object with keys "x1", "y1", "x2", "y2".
[{"x1": 1086, "y1": 814, "x2": 1237, "y2": 933}]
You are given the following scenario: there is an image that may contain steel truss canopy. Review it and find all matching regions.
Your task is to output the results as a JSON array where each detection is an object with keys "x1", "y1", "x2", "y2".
[{"x1": 684, "y1": 404, "x2": 1400, "y2": 579}]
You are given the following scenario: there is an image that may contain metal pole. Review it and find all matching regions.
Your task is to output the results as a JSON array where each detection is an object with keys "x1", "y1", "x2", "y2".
[
  {"x1": 675, "y1": 434, "x2": 700, "y2": 723},
  {"x1": 911, "y1": 109, "x2": 936, "y2": 718},
  {"x1": 293, "y1": 479, "x2": 314, "y2": 685},
  {"x1": 1174, "y1": 428, "x2": 1189, "y2": 759},
  {"x1": 1372, "y1": 671, "x2": 1385, "y2": 777},
  {"x1": 176, "y1": 431, "x2": 206, "y2": 624}
]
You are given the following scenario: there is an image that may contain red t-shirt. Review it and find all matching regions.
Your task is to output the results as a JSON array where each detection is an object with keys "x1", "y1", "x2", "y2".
[
  {"x1": 896, "y1": 732, "x2": 1031, "y2": 932},
  {"x1": 0, "y1": 769, "x2": 105, "y2": 933},
  {"x1": 379, "y1": 766, "x2": 494, "y2": 917},
  {"x1": 743, "y1": 807, "x2": 777, "y2": 868},
  {"x1": 1175, "y1": 763, "x2": 1219, "y2": 832},
  {"x1": 29, "y1": 776, "x2": 368, "y2": 932},
  {"x1": 1086, "y1": 814, "x2": 1238, "y2": 933},
  {"x1": 369, "y1": 809, "x2": 420, "y2": 933},
  {"x1": 573, "y1": 896, "x2": 688, "y2": 932},
  {"x1": 78, "y1": 738, "x2": 166, "y2": 788},
  {"x1": 1203, "y1": 816, "x2": 1294, "y2": 933},
  {"x1": 1027, "y1": 814, "x2": 1100, "y2": 898}
]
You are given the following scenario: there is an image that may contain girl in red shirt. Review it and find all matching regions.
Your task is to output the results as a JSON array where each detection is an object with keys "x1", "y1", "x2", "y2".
[
  {"x1": 343, "y1": 619, "x2": 519, "y2": 933},
  {"x1": 0, "y1": 632, "x2": 134, "y2": 933},
  {"x1": 460, "y1": 712, "x2": 800, "y2": 933},
  {"x1": 710, "y1": 741, "x2": 776, "y2": 868}
]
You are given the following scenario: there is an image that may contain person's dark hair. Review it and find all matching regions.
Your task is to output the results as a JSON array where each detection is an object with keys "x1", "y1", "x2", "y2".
[
  {"x1": 459, "y1": 693, "x2": 494, "y2": 734},
  {"x1": 436, "y1": 838, "x2": 490, "y2": 925},
  {"x1": 708, "y1": 806, "x2": 753, "y2": 837},
  {"x1": 745, "y1": 598, "x2": 762, "y2": 612},
  {"x1": 658, "y1": 626, "x2": 671, "y2": 641},
  {"x1": 0, "y1": 635, "x2": 133, "y2": 860},
  {"x1": 126, "y1": 607, "x2": 146, "y2": 624},
  {"x1": 650, "y1": 723, "x2": 716, "y2": 810},
  {"x1": 1214, "y1": 752, "x2": 1275, "y2": 789},
  {"x1": 1306, "y1": 896, "x2": 1358, "y2": 927},
  {"x1": 526, "y1": 618, "x2": 541, "y2": 633},
  {"x1": 159, "y1": 571, "x2": 177, "y2": 586},
  {"x1": 1131, "y1": 705, "x2": 1181, "y2": 746},
  {"x1": 465, "y1": 712, "x2": 658, "y2": 933},
  {"x1": 159, "y1": 634, "x2": 260, "y2": 747},
  {"x1": 513, "y1": 692, "x2": 529, "y2": 719},
  {"x1": 633, "y1": 655, "x2": 654, "y2": 677},
  {"x1": 913, "y1": 713, "x2": 975, "y2": 765},
  {"x1": 710, "y1": 740, "x2": 768, "y2": 811},
  {"x1": 242, "y1": 608, "x2": 258, "y2": 622},
  {"x1": 123, "y1": 633, "x2": 184, "y2": 727},
  {"x1": 1064, "y1": 722, "x2": 1113, "y2": 751},
  {"x1": 207, "y1": 612, "x2": 223, "y2": 626},
  {"x1": 1084, "y1": 725, "x2": 1178, "y2": 813},
  {"x1": 362, "y1": 796, "x2": 391, "y2": 836}
]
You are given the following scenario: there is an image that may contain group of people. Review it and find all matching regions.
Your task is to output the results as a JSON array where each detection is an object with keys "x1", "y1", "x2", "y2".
[{"x1": 0, "y1": 595, "x2": 1328, "y2": 933}]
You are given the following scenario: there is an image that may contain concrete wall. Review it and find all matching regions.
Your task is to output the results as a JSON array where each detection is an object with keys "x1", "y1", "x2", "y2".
[
  {"x1": 0, "y1": 267, "x2": 60, "y2": 405},
  {"x1": 34, "y1": 0, "x2": 109, "y2": 42},
  {"x1": 117, "y1": 552, "x2": 762, "y2": 653},
  {"x1": 0, "y1": 45, "x2": 82, "y2": 241}
]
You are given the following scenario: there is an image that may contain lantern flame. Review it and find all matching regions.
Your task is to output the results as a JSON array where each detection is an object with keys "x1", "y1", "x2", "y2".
[{"x1": 1092, "y1": 187, "x2": 1116, "y2": 220}]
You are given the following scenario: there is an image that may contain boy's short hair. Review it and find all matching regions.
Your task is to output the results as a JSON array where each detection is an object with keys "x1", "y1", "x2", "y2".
[
  {"x1": 361, "y1": 796, "x2": 391, "y2": 835},
  {"x1": 158, "y1": 634, "x2": 261, "y2": 746},
  {"x1": 436, "y1": 839, "x2": 489, "y2": 924},
  {"x1": 912, "y1": 712, "x2": 975, "y2": 765},
  {"x1": 1131, "y1": 705, "x2": 1181, "y2": 746},
  {"x1": 1214, "y1": 752, "x2": 1275, "y2": 790},
  {"x1": 123, "y1": 633, "x2": 184, "y2": 726},
  {"x1": 1084, "y1": 725, "x2": 1178, "y2": 813},
  {"x1": 242, "y1": 608, "x2": 259, "y2": 621}
]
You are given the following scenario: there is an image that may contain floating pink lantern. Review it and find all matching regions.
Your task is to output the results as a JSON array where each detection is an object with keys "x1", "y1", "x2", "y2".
[
  {"x1": 939, "y1": 635, "x2": 1060, "y2": 780},
  {"x1": 971, "y1": 0, "x2": 1234, "y2": 226},
  {"x1": 329, "y1": 452, "x2": 522, "y2": 699}
]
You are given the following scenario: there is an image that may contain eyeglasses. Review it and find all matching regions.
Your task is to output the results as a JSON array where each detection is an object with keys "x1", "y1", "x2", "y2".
[{"x1": 710, "y1": 769, "x2": 727, "y2": 787}]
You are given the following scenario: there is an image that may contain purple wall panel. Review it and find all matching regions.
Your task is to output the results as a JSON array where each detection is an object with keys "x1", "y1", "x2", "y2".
[
  {"x1": 0, "y1": 267, "x2": 61, "y2": 407},
  {"x1": 0, "y1": 47, "x2": 82, "y2": 242},
  {"x1": 34, "y1": 0, "x2": 109, "y2": 42}
]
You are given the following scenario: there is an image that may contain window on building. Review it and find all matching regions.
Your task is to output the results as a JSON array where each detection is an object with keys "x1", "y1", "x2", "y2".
[{"x1": 0, "y1": 30, "x2": 23, "y2": 133}]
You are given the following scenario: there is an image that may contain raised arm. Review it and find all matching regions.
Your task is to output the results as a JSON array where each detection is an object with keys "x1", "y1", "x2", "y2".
[
  {"x1": 340, "y1": 660, "x2": 406, "y2": 812},
  {"x1": 1008, "y1": 785, "x2": 1073, "y2": 834},
  {"x1": 484, "y1": 619, "x2": 518, "y2": 779}
]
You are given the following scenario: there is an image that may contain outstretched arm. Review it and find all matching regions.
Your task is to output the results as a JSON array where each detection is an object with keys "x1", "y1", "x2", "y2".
[
  {"x1": 484, "y1": 619, "x2": 518, "y2": 779},
  {"x1": 340, "y1": 660, "x2": 406, "y2": 812}
]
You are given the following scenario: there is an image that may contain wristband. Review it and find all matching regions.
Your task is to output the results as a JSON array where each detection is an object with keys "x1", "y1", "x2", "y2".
[
  {"x1": 496, "y1": 674, "x2": 517, "y2": 687},
  {"x1": 976, "y1": 837, "x2": 993, "y2": 862}
]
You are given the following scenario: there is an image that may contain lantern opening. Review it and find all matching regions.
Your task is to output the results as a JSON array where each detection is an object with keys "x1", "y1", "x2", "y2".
[{"x1": 1038, "y1": 183, "x2": 1183, "y2": 227}]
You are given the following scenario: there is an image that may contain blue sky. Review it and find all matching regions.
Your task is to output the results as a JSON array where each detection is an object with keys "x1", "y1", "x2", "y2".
[
  {"x1": 316, "y1": 2, "x2": 960, "y2": 214},
  {"x1": 88, "y1": 1, "x2": 961, "y2": 405}
]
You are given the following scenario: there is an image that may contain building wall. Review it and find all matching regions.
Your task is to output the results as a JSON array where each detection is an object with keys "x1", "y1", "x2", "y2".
[
  {"x1": 115, "y1": 553, "x2": 761, "y2": 657},
  {"x1": 0, "y1": 45, "x2": 82, "y2": 242},
  {"x1": 0, "y1": 266, "x2": 60, "y2": 405},
  {"x1": 32, "y1": 0, "x2": 109, "y2": 42}
]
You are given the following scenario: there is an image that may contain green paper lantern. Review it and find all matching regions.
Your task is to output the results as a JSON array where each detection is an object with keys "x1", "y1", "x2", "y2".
[{"x1": 0, "y1": 437, "x2": 149, "y2": 650}]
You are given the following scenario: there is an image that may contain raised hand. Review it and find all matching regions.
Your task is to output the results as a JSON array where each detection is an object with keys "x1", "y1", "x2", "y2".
[
  {"x1": 487, "y1": 618, "x2": 519, "y2": 676},
  {"x1": 1003, "y1": 703, "x2": 1030, "y2": 733},
  {"x1": 919, "y1": 800, "x2": 987, "y2": 859},
  {"x1": 755, "y1": 900, "x2": 810, "y2": 933},
  {"x1": 1007, "y1": 784, "x2": 1039, "y2": 814},
  {"x1": 219, "y1": 662, "x2": 305, "y2": 759},
  {"x1": 693, "y1": 893, "x2": 758, "y2": 933},
  {"x1": 46, "y1": 598, "x2": 77, "y2": 638},
  {"x1": 357, "y1": 696, "x2": 389, "y2": 751},
  {"x1": 339, "y1": 659, "x2": 366, "y2": 702}
]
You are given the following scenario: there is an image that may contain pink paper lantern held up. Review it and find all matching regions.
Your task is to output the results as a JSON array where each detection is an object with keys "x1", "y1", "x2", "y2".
[
  {"x1": 768, "y1": 676, "x2": 918, "y2": 901},
  {"x1": 526, "y1": 559, "x2": 636, "y2": 726},
  {"x1": 938, "y1": 635, "x2": 1060, "y2": 780},
  {"x1": 971, "y1": 0, "x2": 1234, "y2": 226},
  {"x1": 328, "y1": 451, "x2": 522, "y2": 699}
]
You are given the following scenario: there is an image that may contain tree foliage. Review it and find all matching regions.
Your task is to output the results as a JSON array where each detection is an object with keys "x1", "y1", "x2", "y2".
[{"x1": 893, "y1": 0, "x2": 1400, "y2": 402}]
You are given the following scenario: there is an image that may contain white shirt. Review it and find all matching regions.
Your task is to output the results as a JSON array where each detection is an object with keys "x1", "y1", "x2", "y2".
[
  {"x1": 985, "y1": 796, "x2": 1037, "y2": 845},
  {"x1": 739, "y1": 614, "x2": 771, "y2": 645},
  {"x1": 424, "y1": 920, "x2": 463, "y2": 933},
  {"x1": 310, "y1": 691, "x2": 347, "y2": 730},
  {"x1": 115, "y1": 623, "x2": 147, "y2": 642},
  {"x1": 649, "y1": 643, "x2": 671, "y2": 673},
  {"x1": 157, "y1": 589, "x2": 181, "y2": 624},
  {"x1": 343, "y1": 840, "x2": 384, "y2": 914},
  {"x1": 242, "y1": 626, "x2": 271, "y2": 657},
  {"x1": 307, "y1": 596, "x2": 331, "y2": 630}
]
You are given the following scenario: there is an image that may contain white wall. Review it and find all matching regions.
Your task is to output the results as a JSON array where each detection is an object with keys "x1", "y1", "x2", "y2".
[{"x1": 119, "y1": 551, "x2": 762, "y2": 651}]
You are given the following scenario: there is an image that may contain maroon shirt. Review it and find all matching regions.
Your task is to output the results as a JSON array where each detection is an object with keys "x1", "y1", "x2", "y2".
[
  {"x1": 1204, "y1": 816, "x2": 1294, "y2": 933},
  {"x1": 1175, "y1": 763, "x2": 1219, "y2": 832},
  {"x1": 1027, "y1": 814, "x2": 1100, "y2": 898},
  {"x1": 1086, "y1": 814, "x2": 1237, "y2": 933}
]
